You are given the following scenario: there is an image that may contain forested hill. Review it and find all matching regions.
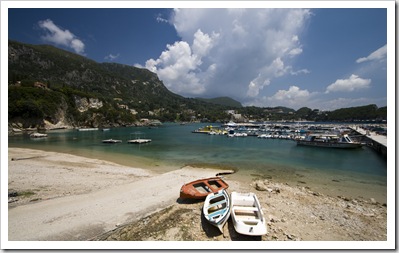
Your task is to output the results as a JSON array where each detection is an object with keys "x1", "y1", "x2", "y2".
[
  {"x1": 196, "y1": 97, "x2": 242, "y2": 108},
  {"x1": 8, "y1": 40, "x2": 387, "y2": 130},
  {"x1": 8, "y1": 40, "x2": 238, "y2": 128}
]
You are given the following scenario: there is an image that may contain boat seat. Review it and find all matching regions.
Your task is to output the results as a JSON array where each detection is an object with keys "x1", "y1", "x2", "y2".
[
  {"x1": 208, "y1": 200, "x2": 227, "y2": 209},
  {"x1": 241, "y1": 218, "x2": 260, "y2": 224},
  {"x1": 233, "y1": 206, "x2": 258, "y2": 212},
  {"x1": 207, "y1": 209, "x2": 227, "y2": 219}
]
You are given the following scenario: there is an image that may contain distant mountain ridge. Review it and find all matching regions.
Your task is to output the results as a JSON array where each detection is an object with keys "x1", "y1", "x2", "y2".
[{"x1": 196, "y1": 97, "x2": 242, "y2": 108}]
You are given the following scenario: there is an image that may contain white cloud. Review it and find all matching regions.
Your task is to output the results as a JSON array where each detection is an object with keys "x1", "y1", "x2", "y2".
[
  {"x1": 356, "y1": 45, "x2": 387, "y2": 63},
  {"x1": 104, "y1": 53, "x2": 120, "y2": 61},
  {"x1": 38, "y1": 19, "x2": 85, "y2": 54},
  {"x1": 270, "y1": 85, "x2": 312, "y2": 101},
  {"x1": 156, "y1": 14, "x2": 169, "y2": 23},
  {"x1": 325, "y1": 74, "x2": 371, "y2": 93},
  {"x1": 245, "y1": 85, "x2": 318, "y2": 110},
  {"x1": 146, "y1": 9, "x2": 311, "y2": 99},
  {"x1": 288, "y1": 47, "x2": 303, "y2": 56},
  {"x1": 290, "y1": 68, "x2": 310, "y2": 75},
  {"x1": 246, "y1": 76, "x2": 270, "y2": 98},
  {"x1": 145, "y1": 29, "x2": 219, "y2": 95}
]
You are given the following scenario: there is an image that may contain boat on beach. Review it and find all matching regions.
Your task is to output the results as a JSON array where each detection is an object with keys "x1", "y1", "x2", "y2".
[
  {"x1": 296, "y1": 134, "x2": 363, "y2": 149},
  {"x1": 203, "y1": 189, "x2": 231, "y2": 233},
  {"x1": 102, "y1": 139, "x2": 122, "y2": 144},
  {"x1": 179, "y1": 177, "x2": 229, "y2": 200},
  {"x1": 230, "y1": 191, "x2": 267, "y2": 236}
]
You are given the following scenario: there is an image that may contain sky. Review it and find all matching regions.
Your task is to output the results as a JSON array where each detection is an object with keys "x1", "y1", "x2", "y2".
[{"x1": 6, "y1": 3, "x2": 391, "y2": 111}]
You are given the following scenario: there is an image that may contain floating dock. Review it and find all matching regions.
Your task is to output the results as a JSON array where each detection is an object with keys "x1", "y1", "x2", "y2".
[{"x1": 350, "y1": 126, "x2": 387, "y2": 158}]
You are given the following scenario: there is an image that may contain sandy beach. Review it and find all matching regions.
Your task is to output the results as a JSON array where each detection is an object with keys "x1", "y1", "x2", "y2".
[{"x1": 6, "y1": 148, "x2": 389, "y2": 247}]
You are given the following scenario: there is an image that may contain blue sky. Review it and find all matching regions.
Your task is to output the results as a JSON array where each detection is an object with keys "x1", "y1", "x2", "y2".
[{"x1": 6, "y1": 4, "x2": 391, "y2": 111}]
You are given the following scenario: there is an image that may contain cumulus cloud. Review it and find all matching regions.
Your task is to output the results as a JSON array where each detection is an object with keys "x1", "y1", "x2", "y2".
[
  {"x1": 156, "y1": 14, "x2": 169, "y2": 23},
  {"x1": 325, "y1": 74, "x2": 371, "y2": 93},
  {"x1": 38, "y1": 19, "x2": 85, "y2": 54},
  {"x1": 247, "y1": 76, "x2": 270, "y2": 98},
  {"x1": 269, "y1": 85, "x2": 313, "y2": 102},
  {"x1": 104, "y1": 53, "x2": 120, "y2": 61},
  {"x1": 146, "y1": 29, "x2": 219, "y2": 95},
  {"x1": 246, "y1": 85, "x2": 318, "y2": 110},
  {"x1": 146, "y1": 8, "x2": 312, "y2": 99},
  {"x1": 356, "y1": 45, "x2": 387, "y2": 63}
]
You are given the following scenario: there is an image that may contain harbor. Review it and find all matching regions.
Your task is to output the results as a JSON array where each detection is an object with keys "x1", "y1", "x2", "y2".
[
  {"x1": 192, "y1": 122, "x2": 388, "y2": 157},
  {"x1": 8, "y1": 122, "x2": 387, "y2": 202}
]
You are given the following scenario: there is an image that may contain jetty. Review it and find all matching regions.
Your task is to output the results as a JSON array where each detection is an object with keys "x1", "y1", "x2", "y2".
[{"x1": 350, "y1": 126, "x2": 387, "y2": 158}]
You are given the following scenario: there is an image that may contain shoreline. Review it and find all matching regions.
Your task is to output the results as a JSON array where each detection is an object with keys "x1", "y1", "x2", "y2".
[
  {"x1": 6, "y1": 148, "x2": 388, "y2": 243},
  {"x1": 8, "y1": 143, "x2": 387, "y2": 204}
]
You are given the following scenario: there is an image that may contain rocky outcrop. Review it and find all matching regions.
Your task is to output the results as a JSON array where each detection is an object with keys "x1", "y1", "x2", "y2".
[{"x1": 74, "y1": 96, "x2": 103, "y2": 112}]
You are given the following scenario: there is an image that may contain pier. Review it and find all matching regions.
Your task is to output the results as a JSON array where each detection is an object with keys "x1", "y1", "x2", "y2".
[{"x1": 350, "y1": 126, "x2": 387, "y2": 158}]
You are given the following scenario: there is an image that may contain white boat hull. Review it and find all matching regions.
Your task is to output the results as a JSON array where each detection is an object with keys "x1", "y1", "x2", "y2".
[
  {"x1": 203, "y1": 189, "x2": 231, "y2": 233},
  {"x1": 127, "y1": 139, "x2": 152, "y2": 144},
  {"x1": 230, "y1": 191, "x2": 267, "y2": 236},
  {"x1": 296, "y1": 134, "x2": 362, "y2": 149},
  {"x1": 296, "y1": 140, "x2": 362, "y2": 149}
]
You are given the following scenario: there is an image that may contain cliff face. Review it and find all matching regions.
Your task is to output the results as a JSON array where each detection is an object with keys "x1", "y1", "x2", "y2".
[{"x1": 8, "y1": 40, "x2": 185, "y2": 130}]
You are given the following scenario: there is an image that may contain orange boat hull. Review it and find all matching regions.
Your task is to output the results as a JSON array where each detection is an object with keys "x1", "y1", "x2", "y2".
[{"x1": 179, "y1": 177, "x2": 229, "y2": 200}]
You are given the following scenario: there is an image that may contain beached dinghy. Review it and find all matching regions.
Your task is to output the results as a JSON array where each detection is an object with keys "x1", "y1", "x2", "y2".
[
  {"x1": 203, "y1": 189, "x2": 231, "y2": 232},
  {"x1": 230, "y1": 191, "x2": 267, "y2": 236},
  {"x1": 179, "y1": 177, "x2": 229, "y2": 200}
]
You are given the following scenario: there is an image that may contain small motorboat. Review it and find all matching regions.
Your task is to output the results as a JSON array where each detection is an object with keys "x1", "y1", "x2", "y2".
[
  {"x1": 102, "y1": 139, "x2": 122, "y2": 144},
  {"x1": 127, "y1": 139, "x2": 152, "y2": 144},
  {"x1": 296, "y1": 134, "x2": 363, "y2": 149},
  {"x1": 179, "y1": 177, "x2": 229, "y2": 200},
  {"x1": 30, "y1": 132, "x2": 48, "y2": 138},
  {"x1": 230, "y1": 191, "x2": 267, "y2": 236},
  {"x1": 203, "y1": 189, "x2": 231, "y2": 233},
  {"x1": 127, "y1": 132, "x2": 152, "y2": 144}
]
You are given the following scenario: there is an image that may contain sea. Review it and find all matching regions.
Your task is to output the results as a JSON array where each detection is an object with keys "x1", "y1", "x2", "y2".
[{"x1": 8, "y1": 122, "x2": 388, "y2": 203}]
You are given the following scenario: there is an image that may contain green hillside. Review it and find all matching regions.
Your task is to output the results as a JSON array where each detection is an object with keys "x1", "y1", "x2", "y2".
[{"x1": 8, "y1": 40, "x2": 387, "y2": 130}]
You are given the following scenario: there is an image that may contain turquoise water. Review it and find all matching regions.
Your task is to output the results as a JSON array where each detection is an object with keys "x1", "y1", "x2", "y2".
[{"x1": 8, "y1": 123, "x2": 387, "y2": 202}]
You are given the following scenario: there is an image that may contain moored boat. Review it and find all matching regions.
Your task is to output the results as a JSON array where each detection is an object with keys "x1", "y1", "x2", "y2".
[
  {"x1": 127, "y1": 139, "x2": 151, "y2": 144},
  {"x1": 203, "y1": 189, "x2": 231, "y2": 232},
  {"x1": 230, "y1": 191, "x2": 267, "y2": 236},
  {"x1": 179, "y1": 177, "x2": 229, "y2": 200},
  {"x1": 30, "y1": 132, "x2": 48, "y2": 138},
  {"x1": 102, "y1": 139, "x2": 122, "y2": 144},
  {"x1": 296, "y1": 134, "x2": 362, "y2": 149},
  {"x1": 77, "y1": 127, "x2": 99, "y2": 131},
  {"x1": 127, "y1": 132, "x2": 151, "y2": 144}
]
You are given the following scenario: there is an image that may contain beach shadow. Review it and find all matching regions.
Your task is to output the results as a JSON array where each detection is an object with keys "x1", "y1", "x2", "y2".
[
  {"x1": 227, "y1": 218, "x2": 262, "y2": 241},
  {"x1": 176, "y1": 198, "x2": 203, "y2": 205},
  {"x1": 200, "y1": 211, "x2": 223, "y2": 238}
]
